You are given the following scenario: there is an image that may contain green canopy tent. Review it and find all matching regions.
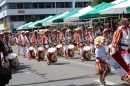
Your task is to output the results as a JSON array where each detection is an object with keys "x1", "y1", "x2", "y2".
[
  {"x1": 35, "y1": 14, "x2": 60, "y2": 27},
  {"x1": 22, "y1": 21, "x2": 38, "y2": 29},
  {"x1": 16, "y1": 22, "x2": 33, "y2": 31},
  {"x1": 79, "y1": 3, "x2": 115, "y2": 20},
  {"x1": 28, "y1": 15, "x2": 56, "y2": 28},
  {"x1": 53, "y1": 9, "x2": 78, "y2": 23}
]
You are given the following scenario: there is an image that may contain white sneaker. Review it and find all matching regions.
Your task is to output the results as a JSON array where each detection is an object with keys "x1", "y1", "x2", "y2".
[
  {"x1": 100, "y1": 83, "x2": 104, "y2": 86},
  {"x1": 102, "y1": 79, "x2": 106, "y2": 84}
]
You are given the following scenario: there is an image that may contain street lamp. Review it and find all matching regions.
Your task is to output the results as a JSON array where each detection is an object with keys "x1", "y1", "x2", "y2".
[{"x1": 32, "y1": 1, "x2": 34, "y2": 18}]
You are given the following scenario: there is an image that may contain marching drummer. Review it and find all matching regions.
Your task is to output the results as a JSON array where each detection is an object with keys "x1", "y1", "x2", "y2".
[
  {"x1": 31, "y1": 30, "x2": 41, "y2": 57},
  {"x1": 41, "y1": 29, "x2": 50, "y2": 63},
  {"x1": 18, "y1": 31, "x2": 27, "y2": 57},
  {"x1": 87, "y1": 26, "x2": 95, "y2": 56},
  {"x1": 59, "y1": 27, "x2": 67, "y2": 57},
  {"x1": 75, "y1": 28, "x2": 85, "y2": 60},
  {"x1": 24, "y1": 31, "x2": 32, "y2": 57},
  {"x1": 14, "y1": 34, "x2": 21, "y2": 55},
  {"x1": 94, "y1": 36, "x2": 111, "y2": 86},
  {"x1": 101, "y1": 28, "x2": 111, "y2": 53},
  {"x1": 51, "y1": 29, "x2": 59, "y2": 47}
]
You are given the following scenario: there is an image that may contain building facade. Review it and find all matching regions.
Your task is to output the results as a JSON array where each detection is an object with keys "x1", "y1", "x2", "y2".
[{"x1": 0, "y1": 0, "x2": 91, "y2": 31}]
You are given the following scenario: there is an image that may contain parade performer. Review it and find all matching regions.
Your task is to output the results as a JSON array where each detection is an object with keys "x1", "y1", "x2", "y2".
[
  {"x1": 59, "y1": 27, "x2": 67, "y2": 58},
  {"x1": 87, "y1": 27, "x2": 95, "y2": 56},
  {"x1": 76, "y1": 28, "x2": 85, "y2": 61},
  {"x1": 41, "y1": 29, "x2": 57, "y2": 65},
  {"x1": 14, "y1": 34, "x2": 20, "y2": 55},
  {"x1": 101, "y1": 29, "x2": 111, "y2": 53},
  {"x1": 65, "y1": 29, "x2": 75, "y2": 58},
  {"x1": 111, "y1": 18, "x2": 130, "y2": 82},
  {"x1": 31, "y1": 30, "x2": 41, "y2": 60},
  {"x1": 51, "y1": 29, "x2": 59, "y2": 47},
  {"x1": 95, "y1": 36, "x2": 111, "y2": 86},
  {"x1": 18, "y1": 31, "x2": 27, "y2": 57},
  {"x1": 2, "y1": 31, "x2": 20, "y2": 68},
  {"x1": 24, "y1": 31, "x2": 34, "y2": 60}
]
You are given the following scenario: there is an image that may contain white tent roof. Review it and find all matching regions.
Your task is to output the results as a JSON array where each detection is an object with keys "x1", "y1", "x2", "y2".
[
  {"x1": 42, "y1": 11, "x2": 69, "y2": 26},
  {"x1": 64, "y1": 6, "x2": 94, "y2": 22},
  {"x1": 100, "y1": 0, "x2": 130, "y2": 14},
  {"x1": 28, "y1": 16, "x2": 52, "y2": 28}
]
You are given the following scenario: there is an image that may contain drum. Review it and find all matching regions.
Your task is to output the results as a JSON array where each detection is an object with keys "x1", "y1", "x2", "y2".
[
  {"x1": 68, "y1": 44, "x2": 75, "y2": 57},
  {"x1": 56, "y1": 44, "x2": 63, "y2": 56},
  {"x1": 28, "y1": 46, "x2": 35, "y2": 59},
  {"x1": 83, "y1": 46, "x2": 91, "y2": 60},
  {"x1": 36, "y1": 47, "x2": 44, "y2": 60},
  {"x1": 47, "y1": 47, "x2": 57, "y2": 63},
  {"x1": 7, "y1": 53, "x2": 20, "y2": 69}
]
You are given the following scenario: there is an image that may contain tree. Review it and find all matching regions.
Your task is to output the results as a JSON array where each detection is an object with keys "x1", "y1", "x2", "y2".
[
  {"x1": 25, "y1": 17, "x2": 37, "y2": 23},
  {"x1": 88, "y1": 0, "x2": 115, "y2": 6}
]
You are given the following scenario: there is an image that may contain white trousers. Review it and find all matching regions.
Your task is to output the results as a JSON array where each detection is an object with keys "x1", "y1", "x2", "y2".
[
  {"x1": 122, "y1": 53, "x2": 130, "y2": 65},
  {"x1": 63, "y1": 45, "x2": 68, "y2": 55},
  {"x1": 17, "y1": 45, "x2": 21, "y2": 53},
  {"x1": 21, "y1": 46, "x2": 27, "y2": 55},
  {"x1": 79, "y1": 48, "x2": 83, "y2": 57},
  {"x1": 90, "y1": 44, "x2": 94, "y2": 54}
]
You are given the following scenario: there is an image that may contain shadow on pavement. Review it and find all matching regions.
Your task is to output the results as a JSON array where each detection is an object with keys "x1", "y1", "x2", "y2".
[
  {"x1": 53, "y1": 62, "x2": 70, "y2": 65},
  {"x1": 9, "y1": 75, "x2": 89, "y2": 86},
  {"x1": 67, "y1": 83, "x2": 99, "y2": 86},
  {"x1": 11, "y1": 63, "x2": 31, "y2": 74}
]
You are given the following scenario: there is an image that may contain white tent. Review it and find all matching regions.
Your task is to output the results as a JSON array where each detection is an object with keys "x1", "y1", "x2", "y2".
[
  {"x1": 100, "y1": 0, "x2": 130, "y2": 14},
  {"x1": 42, "y1": 11, "x2": 69, "y2": 26},
  {"x1": 64, "y1": 6, "x2": 94, "y2": 22},
  {"x1": 28, "y1": 16, "x2": 53, "y2": 28}
]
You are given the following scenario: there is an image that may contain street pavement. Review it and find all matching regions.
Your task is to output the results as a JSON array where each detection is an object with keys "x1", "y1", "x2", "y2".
[{"x1": 7, "y1": 46, "x2": 130, "y2": 86}]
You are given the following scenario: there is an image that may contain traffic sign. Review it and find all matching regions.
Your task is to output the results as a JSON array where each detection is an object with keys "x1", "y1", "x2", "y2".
[
  {"x1": 10, "y1": 21, "x2": 14, "y2": 30},
  {"x1": 3, "y1": 22, "x2": 8, "y2": 29}
]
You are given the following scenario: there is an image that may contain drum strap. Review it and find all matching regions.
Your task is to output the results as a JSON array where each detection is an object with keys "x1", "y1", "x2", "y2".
[
  {"x1": 3, "y1": 38, "x2": 11, "y2": 50},
  {"x1": 27, "y1": 36, "x2": 31, "y2": 45}
]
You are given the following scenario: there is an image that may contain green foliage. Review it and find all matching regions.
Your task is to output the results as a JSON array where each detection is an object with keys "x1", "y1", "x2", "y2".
[
  {"x1": 88, "y1": 0, "x2": 115, "y2": 6},
  {"x1": 25, "y1": 17, "x2": 37, "y2": 23}
]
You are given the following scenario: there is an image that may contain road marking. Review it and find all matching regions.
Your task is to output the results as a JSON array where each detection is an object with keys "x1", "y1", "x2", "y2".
[
  {"x1": 58, "y1": 58, "x2": 114, "y2": 71},
  {"x1": 25, "y1": 72, "x2": 31, "y2": 74},
  {"x1": 94, "y1": 79, "x2": 122, "y2": 86}
]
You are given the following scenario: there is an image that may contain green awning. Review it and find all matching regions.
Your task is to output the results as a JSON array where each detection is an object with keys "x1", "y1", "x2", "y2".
[
  {"x1": 16, "y1": 22, "x2": 33, "y2": 30},
  {"x1": 126, "y1": 6, "x2": 130, "y2": 12},
  {"x1": 22, "y1": 21, "x2": 38, "y2": 29},
  {"x1": 36, "y1": 14, "x2": 60, "y2": 27},
  {"x1": 79, "y1": 3, "x2": 115, "y2": 19},
  {"x1": 53, "y1": 10, "x2": 78, "y2": 23}
]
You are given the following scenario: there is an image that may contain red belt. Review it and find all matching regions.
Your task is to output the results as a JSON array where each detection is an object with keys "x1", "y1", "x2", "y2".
[{"x1": 120, "y1": 48, "x2": 130, "y2": 54}]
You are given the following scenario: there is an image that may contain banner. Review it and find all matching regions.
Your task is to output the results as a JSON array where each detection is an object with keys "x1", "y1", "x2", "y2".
[{"x1": 108, "y1": 57, "x2": 126, "y2": 76}]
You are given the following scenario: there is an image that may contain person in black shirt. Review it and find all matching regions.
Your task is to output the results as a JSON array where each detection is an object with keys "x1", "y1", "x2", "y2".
[{"x1": 0, "y1": 40, "x2": 9, "y2": 86}]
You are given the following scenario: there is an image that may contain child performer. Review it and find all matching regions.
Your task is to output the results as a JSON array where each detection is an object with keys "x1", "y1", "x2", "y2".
[{"x1": 94, "y1": 36, "x2": 111, "y2": 86}]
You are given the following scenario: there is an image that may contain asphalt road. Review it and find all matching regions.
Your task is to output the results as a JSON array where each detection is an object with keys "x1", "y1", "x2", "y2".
[{"x1": 7, "y1": 46, "x2": 130, "y2": 86}]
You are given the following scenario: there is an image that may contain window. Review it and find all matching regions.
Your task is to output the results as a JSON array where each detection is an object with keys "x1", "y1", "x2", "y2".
[
  {"x1": 17, "y1": 3, "x2": 23, "y2": 9},
  {"x1": 18, "y1": 15, "x2": 24, "y2": 21},
  {"x1": 24, "y1": 3, "x2": 31, "y2": 9},
  {"x1": 32, "y1": 3, "x2": 39, "y2": 8},
  {"x1": 39, "y1": 3, "x2": 44, "y2": 8},
  {"x1": 44, "y1": 2, "x2": 51, "y2": 8},
  {"x1": 10, "y1": 16, "x2": 17, "y2": 21},
  {"x1": 57, "y1": 2, "x2": 64, "y2": 8},
  {"x1": 64, "y1": 2, "x2": 72, "y2": 8},
  {"x1": 52, "y1": 2, "x2": 55, "y2": 8},
  {"x1": 9, "y1": 3, "x2": 17, "y2": 9}
]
